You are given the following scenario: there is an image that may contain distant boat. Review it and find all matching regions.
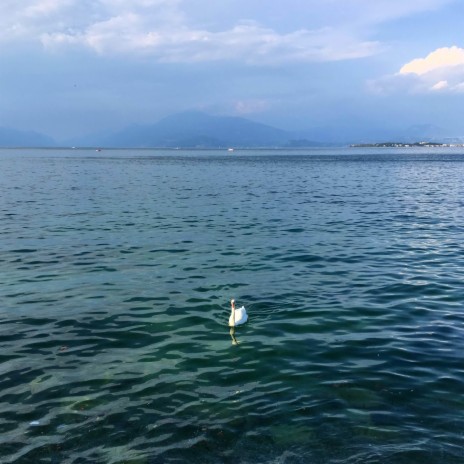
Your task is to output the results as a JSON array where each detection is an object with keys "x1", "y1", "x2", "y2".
[{"x1": 227, "y1": 148, "x2": 234, "y2": 152}]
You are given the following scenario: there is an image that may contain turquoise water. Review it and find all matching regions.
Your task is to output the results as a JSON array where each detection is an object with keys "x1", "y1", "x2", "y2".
[{"x1": 1, "y1": 148, "x2": 463, "y2": 463}]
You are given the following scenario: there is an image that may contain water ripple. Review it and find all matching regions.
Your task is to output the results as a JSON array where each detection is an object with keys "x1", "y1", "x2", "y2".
[{"x1": 1, "y1": 149, "x2": 464, "y2": 463}]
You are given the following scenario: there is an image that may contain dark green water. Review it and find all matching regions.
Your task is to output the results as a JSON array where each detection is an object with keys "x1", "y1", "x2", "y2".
[{"x1": 1, "y1": 148, "x2": 463, "y2": 463}]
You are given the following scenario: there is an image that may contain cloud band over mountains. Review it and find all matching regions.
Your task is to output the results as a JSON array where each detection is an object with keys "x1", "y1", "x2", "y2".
[
  {"x1": 0, "y1": 0, "x2": 450, "y2": 64},
  {"x1": 2, "y1": 0, "x2": 463, "y2": 140}
]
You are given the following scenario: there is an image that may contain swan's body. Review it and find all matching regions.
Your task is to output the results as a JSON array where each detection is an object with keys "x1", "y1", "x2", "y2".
[{"x1": 229, "y1": 299, "x2": 248, "y2": 327}]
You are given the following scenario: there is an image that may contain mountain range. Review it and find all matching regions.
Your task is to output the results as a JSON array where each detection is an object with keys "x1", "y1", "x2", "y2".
[
  {"x1": 0, "y1": 112, "x2": 461, "y2": 148},
  {"x1": 92, "y1": 111, "x2": 298, "y2": 148},
  {"x1": 0, "y1": 127, "x2": 55, "y2": 147}
]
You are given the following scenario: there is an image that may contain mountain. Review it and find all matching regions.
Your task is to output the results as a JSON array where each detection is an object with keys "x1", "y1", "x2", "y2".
[
  {"x1": 396, "y1": 124, "x2": 450, "y2": 142},
  {"x1": 87, "y1": 111, "x2": 315, "y2": 148},
  {"x1": 0, "y1": 127, "x2": 55, "y2": 147},
  {"x1": 1, "y1": 116, "x2": 456, "y2": 148}
]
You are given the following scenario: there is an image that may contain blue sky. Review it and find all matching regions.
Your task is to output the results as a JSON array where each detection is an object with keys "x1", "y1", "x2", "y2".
[{"x1": 1, "y1": 0, "x2": 464, "y2": 140}]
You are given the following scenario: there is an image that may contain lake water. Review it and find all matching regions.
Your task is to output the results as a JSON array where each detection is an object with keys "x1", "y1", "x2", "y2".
[{"x1": 1, "y1": 147, "x2": 463, "y2": 463}]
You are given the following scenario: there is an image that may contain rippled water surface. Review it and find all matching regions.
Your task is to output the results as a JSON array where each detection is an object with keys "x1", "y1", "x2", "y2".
[{"x1": 1, "y1": 148, "x2": 464, "y2": 463}]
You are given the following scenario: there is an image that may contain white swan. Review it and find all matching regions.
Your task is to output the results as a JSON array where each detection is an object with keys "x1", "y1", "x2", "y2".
[{"x1": 229, "y1": 299, "x2": 248, "y2": 327}]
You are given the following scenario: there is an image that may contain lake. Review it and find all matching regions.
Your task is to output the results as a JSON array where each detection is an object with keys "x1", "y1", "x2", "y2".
[{"x1": 1, "y1": 147, "x2": 463, "y2": 463}]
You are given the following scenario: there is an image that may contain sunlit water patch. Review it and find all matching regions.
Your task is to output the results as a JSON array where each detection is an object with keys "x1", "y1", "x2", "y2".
[{"x1": 1, "y1": 148, "x2": 464, "y2": 463}]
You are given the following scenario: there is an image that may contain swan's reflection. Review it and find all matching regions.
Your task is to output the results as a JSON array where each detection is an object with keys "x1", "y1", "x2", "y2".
[{"x1": 229, "y1": 326, "x2": 239, "y2": 345}]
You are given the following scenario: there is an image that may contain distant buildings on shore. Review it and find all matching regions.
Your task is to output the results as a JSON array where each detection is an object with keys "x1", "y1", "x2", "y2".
[{"x1": 351, "y1": 141, "x2": 464, "y2": 148}]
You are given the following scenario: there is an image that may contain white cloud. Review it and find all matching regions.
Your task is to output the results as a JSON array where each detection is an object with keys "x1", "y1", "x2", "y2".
[
  {"x1": 400, "y1": 46, "x2": 464, "y2": 75},
  {"x1": 0, "y1": 0, "x2": 457, "y2": 66},
  {"x1": 39, "y1": 18, "x2": 380, "y2": 63},
  {"x1": 370, "y1": 45, "x2": 464, "y2": 94},
  {"x1": 431, "y1": 80, "x2": 448, "y2": 91},
  {"x1": 453, "y1": 82, "x2": 464, "y2": 92},
  {"x1": 23, "y1": 0, "x2": 72, "y2": 17},
  {"x1": 0, "y1": 0, "x2": 381, "y2": 63}
]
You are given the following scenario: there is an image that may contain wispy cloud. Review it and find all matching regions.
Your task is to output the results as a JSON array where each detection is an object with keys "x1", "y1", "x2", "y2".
[
  {"x1": 0, "y1": 0, "x2": 383, "y2": 63},
  {"x1": 234, "y1": 99, "x2": 270, "y2": 115},
  {"x1": 331, "y1": 0, "x2": 453, "y2": 26}
]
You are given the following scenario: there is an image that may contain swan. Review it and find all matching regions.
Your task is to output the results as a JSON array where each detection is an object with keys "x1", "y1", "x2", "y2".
[{"x1": 229, "y1": 299, "x2": 248, "y2": 327}]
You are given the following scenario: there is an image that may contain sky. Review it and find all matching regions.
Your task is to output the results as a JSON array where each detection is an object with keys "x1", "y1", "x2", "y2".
[{"x1": 1, "y1": 0, "x2": 464, "y2": 141}]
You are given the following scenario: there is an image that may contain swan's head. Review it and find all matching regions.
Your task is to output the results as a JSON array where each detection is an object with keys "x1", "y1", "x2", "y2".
[{"x1": 230, "y1": 299, "x2": 235, "y2": 307}]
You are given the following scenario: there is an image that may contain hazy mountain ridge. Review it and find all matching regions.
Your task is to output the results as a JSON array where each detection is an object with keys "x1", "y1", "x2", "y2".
[
  {"x1": 1, "y1": 113, "x2": 463, "y2": 148},
  {"x1": 95, "y1": 112, "x2": 299, "y2": 148},
  {"x1": 0, "y1": 127, "x2": 56, "y2": 147},
  {"x1": 84, "y1": 115, "x2": 464, "y2": 147}
]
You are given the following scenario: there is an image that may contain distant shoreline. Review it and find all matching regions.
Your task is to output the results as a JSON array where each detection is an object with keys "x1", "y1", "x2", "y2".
[
  {"x1": 1, "y1": 143, "x2": 463, "y2": 150},
  {"x1": 350, "y1": 142, "x2": 464, "y2": 148},
  {"x1": 0, "y1": 145, "x2": 342, "y2": 150}
]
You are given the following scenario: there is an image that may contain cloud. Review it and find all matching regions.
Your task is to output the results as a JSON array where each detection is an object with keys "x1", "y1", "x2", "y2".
[
  {"x1": 431, "y1": 80, "x2": 449, "y2": 91},
  {"x1": 370, "y1": 45, "x2": 464, "y2": 94},
  {"x1": 400, "y1": 46, "x2": 464, "y2": 75},
  {"x1": 40, "y1": 19, "x2": 380, "y2": 64},
  {"x1": 1, "y1": 0, "x2": 456, "y2": 68},
  {"x1": 0, "y1": 0, "x2": 381, "y2": 63},
  {"x1": 333, "y1": 0, "x2": 452, "y2": 26},
  {"x1": 234, "y1": 99, "x2": 270, "y2": 115}
]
